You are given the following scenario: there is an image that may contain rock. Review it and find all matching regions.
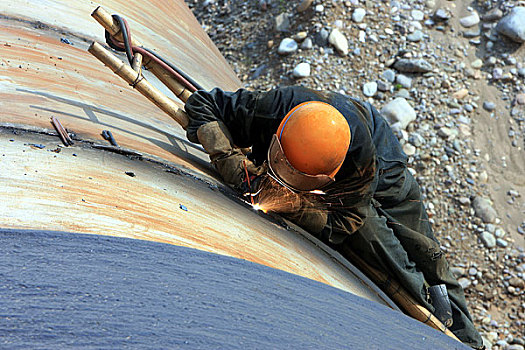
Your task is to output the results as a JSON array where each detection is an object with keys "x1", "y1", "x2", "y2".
[
  {"x1": 480, "y1": 231, "x2": 496, "y2": 248},
  {"x1": 506, "y1": 345, "x2": 525, "y2": 350},
  {"x1": 407, "y1": 30, "x2": 424, "y2": 42},
  {"x1": 451, "y1": 267, "x2": 466, "y2": 278},
  {"x1": 296, "y1": 0, "x2": 313, "y2": 13},
  {"x1": 381, "y1": 98, "x2": 417, "y2": 129},
  {"x1": 393, "y1": 59, "x2": 432, "y2": 73},
  {"x1": 300, "y1": 37, "x2": 313, "y2": 50},
  {"x1": 494, "y1": 228, "x2": 505, "y2": 237},
  {"x1": 358, "y1": 31, "x2": 366, "y2": 42},
  {"x1": 460, "y1": 12, "x2": 480, "y2": 28},
  {"x1": 274, "y1": 13, "x2": 290, "y2": 32},
  {"x1": 493, "y1": 67, "x2": 503, "y2": 80},
  {"x1": 328, "y1": 28, "x2": 349, "y2": 55},
  {"x1": 453, "y1": 88, "x2": 469, "y2": 99},
  {"x1": 382, "y1": 69, "x2": 396, "y2": 83},
  {"x1": 471, "y1": 59, "x2": 483, "y2": 69},
  {"x1": 458, "y1": 197, "x2": 470, "y2": 206},
  {"x1": 482, "y1": 8, "x2": 503, "y2": 22},
  {"x1": 292, "y1": 62, "x2": 311, "y2": 78},
  {"x1": 511, "y1": 339, "x2": 525, "y2": 347},
  {"x1": 509, "y1": 277, "x2": 525, "y2": 289},
  {"x1": 483, "y1": 101, "x2": 496, "y2": 111},
  {"x1": 362, "y1": 82, "x2": 377, "y2": 97},
  {"x1": 496, "y1": 7, "x2": 525, "y2": 43},
  {"x1": 411, "y1": 10, "x2": 425, "y2": 21},
  {"x1": 472, "y1": 197, "x2": 498, "y2": 223},
  {"x1": 292, "y1": 32, "x2": 307, "y2": 42},
  {"x1": 496, "y1": 238, "x2": 508, "y2": 247},
  {"x1": 458, "y1": 277, "x2": 472, "y2": 289},
  {"x1": 277, "y1": 38, "x2": 298, "y2": 55},
  {"x1": 395, "y1": 89, "x2": 410, "y2": 99},
  {"x1": 377, "y1": 80, "x2": 391, "y2": 92},
  {"x1": 396, "y1": 74, "x2": 412, "y2": 88},
  {"x1": 463, "y1": 27, "x2": 481, "y2": 38},
  {"x1": 403, "y1": 143, "x2": 416, "y2": 156},
  {"x1": 352, "y1": 8, "x2": 366, "y2": 23},
  {"x1": 438, "y1": 127, "x2": 456, "y2": 138},
  {"x1": 434, "y1": 9, "x2": 451, "y2": 21},
  {"x1": 518, "y1": 68, "x2": 525, "y2": 77},
  {"x1": 315, "y1": 4, "x2": 324, "y2": 13},
  {"x1": 517, "y1": 94, "x2": 525, "y2": 105},
  {"x1": 315, "y1": 28, "x2": 329, "y2": 46},
  {"x1": 479, "y1": 171, "x2": 488, "y2": 183}
]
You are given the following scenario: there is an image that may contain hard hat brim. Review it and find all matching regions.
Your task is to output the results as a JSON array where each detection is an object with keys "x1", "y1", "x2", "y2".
[{"x1": 267, "y1": 134, "x2": 334, "y2": 192}]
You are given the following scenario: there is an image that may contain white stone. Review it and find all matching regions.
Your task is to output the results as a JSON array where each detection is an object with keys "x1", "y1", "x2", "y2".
[
  {"x1": 380, "y1": 98, "x2": 417, "y2": 130},
  {"x1": 362, "y1": 82, "x2": 377, "y2": 97},
  {"x1": 352, "y1": 8, "x2": 366, "y2": 23},
  {"x1": 300, "y1": 37, "x2": 313, "y2": 50},
  {"x1": 396, "y1": 74, "x2": 412, "y2": 88},
  {"x1": 315, "y1": 4, "x2": 324, "y2": 12},
  {"x1": 382, "y1": 69, "x2": 396, "y2": 83},
  {"x1": 292, "y1": 62, "x2": 311, "y2": 78},
  {"x1": 411, "y1": 10, "x2": 425, "y2": 21},
  {"x1": 459, "y1": 12, "x2": 480, "y2": 28},
  {"x1": 407, "y1": 30, "x2": 424, "y2": 42},
  {"x1": 472, "y1": 197, "x2": 497, "y2": 223},
  {"x1": 480, "y1": 231, "x2": 496, "y2": 248},
  {"x1": 471, "y1": 59, "x2": 483, "y2": 69},
  {"x1": 358, "y1": 30, "x2": 366, "y2": 42},
  {"x1": 277, "y1": 38, "x2": 298, "y2": 55},
  {"x1": 328, "y1": 28, "x2": 348, "y2": 55},
  {"x1": 403, "y1": 143, "x2": 416, "y2": 156}
]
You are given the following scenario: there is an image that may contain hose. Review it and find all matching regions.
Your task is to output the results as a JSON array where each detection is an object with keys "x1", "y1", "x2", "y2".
[{"x1": 104, "y1": 14, "x2": 203, "y2": 93}]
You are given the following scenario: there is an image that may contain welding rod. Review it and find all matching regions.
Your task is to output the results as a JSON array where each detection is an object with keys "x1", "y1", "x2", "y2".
[
  {"x1": 88, "y1": 41, "x2": 189, "y2": 129},
  {"x1": 51, "y1": 116, "x2": 74, "y2": 146}
]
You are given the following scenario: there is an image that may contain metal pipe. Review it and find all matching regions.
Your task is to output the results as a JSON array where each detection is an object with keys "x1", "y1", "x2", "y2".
[
  {"x1": 88, "y1": 42, "x2": 189, "y2": 129},
  {"x1": 91, "y1": 6, "x2": 193, "y2": 102}
]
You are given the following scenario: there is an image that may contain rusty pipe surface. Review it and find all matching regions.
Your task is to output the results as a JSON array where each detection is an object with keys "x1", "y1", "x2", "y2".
[
  {"x1": 0, "y1": 0, "x2": 396, "y2": 309},
  {"x1": 0, "y1": 130, "x2": 395, "y2": 307},
  {"x1": 88, "y1": 42, "x2": 189, "y2": 129}
]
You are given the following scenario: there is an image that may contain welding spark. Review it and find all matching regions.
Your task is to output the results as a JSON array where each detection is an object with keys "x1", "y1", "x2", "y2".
[
  {"x1": 309, "y1": 190, "x2": 326, "y2": 195},
  {"x1": 252, "y1": 203, "x2": 267, "y2": 213}
]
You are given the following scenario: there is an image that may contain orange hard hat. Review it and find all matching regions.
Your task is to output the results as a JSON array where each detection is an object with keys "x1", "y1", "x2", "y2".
[{"x1": 267, "y1": 101, "x2": 351, "y2": 192}]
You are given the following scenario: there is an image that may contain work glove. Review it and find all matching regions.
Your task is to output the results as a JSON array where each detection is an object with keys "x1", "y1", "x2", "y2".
[
  {"x1": 282, "y1": 195, "x2": 328, "y2": 235},
  {"x1": 197, "y1": 121, "x2": 266, "y2": 189}
]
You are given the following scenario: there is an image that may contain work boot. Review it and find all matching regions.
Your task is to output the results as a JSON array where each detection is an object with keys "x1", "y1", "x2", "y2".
[{"x1": 429, "y1": 284, "x2": 453, "y2": 327}]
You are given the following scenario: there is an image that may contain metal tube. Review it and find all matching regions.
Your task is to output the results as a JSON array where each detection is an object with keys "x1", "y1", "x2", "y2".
[
  {"x1": 88, "y1": 42, "x2": 189, "y2": 129},
  {"x1": 91, "y1": 6, "x2": 194, "y2": 102}
]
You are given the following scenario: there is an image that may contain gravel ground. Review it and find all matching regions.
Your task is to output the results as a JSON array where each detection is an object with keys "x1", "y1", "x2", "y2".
[{"x1": 185, "y1": 0, "x2": 524, "y2": 348}]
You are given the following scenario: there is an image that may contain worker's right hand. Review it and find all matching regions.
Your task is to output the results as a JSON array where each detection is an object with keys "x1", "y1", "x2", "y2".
[
  {"x1": 197, "y1": 121, "x2": 266, "y2": 189},
  {"x1": 282, "y1": 197, "x2": 328, "y2": 234}
]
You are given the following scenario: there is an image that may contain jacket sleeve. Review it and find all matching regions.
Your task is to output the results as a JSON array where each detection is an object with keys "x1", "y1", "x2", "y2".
[
  {"x1": 184, "y1": 86, "x2": 324, "y2": 147},
  {"x1": 184, "y1": 88, "x2": 261, "y2": 146}
]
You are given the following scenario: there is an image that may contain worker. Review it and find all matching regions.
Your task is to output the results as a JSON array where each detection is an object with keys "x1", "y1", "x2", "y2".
[{"x1": 184, "y1": 86, "x2": 484, "y2": 349}]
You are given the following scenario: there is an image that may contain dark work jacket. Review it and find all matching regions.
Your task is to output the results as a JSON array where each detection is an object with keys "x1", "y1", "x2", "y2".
[{"x1": 185, "y1": 86, "x2": 408, "y2": 245}]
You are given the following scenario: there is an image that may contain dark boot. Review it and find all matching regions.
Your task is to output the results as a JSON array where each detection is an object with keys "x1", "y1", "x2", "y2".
[{"x1": 429, "y1": 284, "x2": 453, "y2": 327}]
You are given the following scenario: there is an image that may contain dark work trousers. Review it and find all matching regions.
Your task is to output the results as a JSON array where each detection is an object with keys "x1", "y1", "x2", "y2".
[{"x1": 342, "y1": 166, "x2": 483, "y2": 348}]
